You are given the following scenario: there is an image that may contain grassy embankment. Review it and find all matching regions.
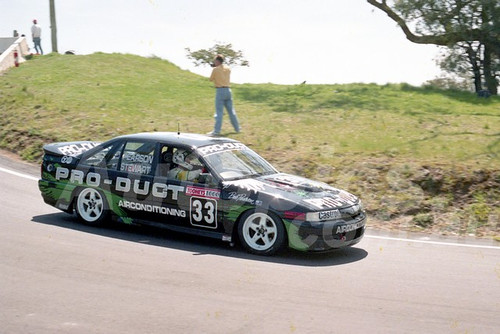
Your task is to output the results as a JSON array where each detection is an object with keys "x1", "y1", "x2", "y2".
[{"x1": 1, "y1": 53, "x2": 499, "y2": 238}]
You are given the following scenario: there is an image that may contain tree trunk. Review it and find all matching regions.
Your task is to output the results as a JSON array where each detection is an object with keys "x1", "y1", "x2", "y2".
[
  {"x1": 483, "y1": 44, "x2": 498, "y2": 95},
  {"x1": 467, "y1": 46, "x2": 482, "y2": 93}
]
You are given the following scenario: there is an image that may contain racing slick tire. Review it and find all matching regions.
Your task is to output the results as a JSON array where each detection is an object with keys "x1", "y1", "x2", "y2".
[
  {"x1": 238, "y1": 210, "x2": 286, "y2": 256},
  {"x1": 75, "y1": 187, "x2": 108, "y2": 226}
]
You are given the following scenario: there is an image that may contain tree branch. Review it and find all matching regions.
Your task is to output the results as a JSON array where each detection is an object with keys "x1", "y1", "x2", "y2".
[{"x1": 366, "y1": 0, "x2": 480, "y2": 46}]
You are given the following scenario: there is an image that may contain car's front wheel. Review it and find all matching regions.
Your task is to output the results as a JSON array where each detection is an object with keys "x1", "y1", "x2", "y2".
[
  {"x1": 238, "y1": 211, "x2": 286, "y2": 256},
  {"x1": 75, "y1": 188, "x2": 108, "y2": 226}
]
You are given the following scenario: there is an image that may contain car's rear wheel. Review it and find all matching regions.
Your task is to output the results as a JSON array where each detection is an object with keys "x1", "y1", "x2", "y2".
[
  {"x1": 238, "y1": 211, "x2": 286, "y2": 256},
  {"x1": 75, "y1": 188, "x2": 108, "y2": 226}
]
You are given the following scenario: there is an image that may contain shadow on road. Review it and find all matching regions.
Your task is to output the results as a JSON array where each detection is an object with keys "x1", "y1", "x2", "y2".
[{"x1": 31, "y1": 212, "x2": 368, "y2": 267}]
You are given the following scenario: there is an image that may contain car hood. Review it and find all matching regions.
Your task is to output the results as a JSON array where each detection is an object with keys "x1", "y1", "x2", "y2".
[{"x1": 223, "y1": 173, "x2": 359, "y2": 211}]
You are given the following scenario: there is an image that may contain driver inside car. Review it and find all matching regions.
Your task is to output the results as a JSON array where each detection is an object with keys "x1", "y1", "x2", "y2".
[{"x1": 167, "y1": 149, "x2": 203, "y2": 182}]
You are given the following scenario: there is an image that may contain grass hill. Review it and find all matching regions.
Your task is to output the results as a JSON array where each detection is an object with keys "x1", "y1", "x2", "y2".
[{"x1": 1, "y1": 53, "x2": 499, "y2": 238}]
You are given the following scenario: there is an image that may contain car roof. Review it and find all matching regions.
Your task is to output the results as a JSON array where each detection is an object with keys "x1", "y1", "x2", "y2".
[{"x1": 113, "y1": 132, "x2": 240, "y2": 149}]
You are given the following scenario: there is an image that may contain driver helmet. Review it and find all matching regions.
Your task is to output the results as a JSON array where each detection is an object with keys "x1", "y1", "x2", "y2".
[{"x1": 173, "y1": 149, "x2": 193, "y2": 170}]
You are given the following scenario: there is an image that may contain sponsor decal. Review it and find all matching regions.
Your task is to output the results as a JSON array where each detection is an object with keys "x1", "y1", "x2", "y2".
[
  {"x1": 335, "y1": 220, "x2": 365, "y2": 234},
  {"x1": 55, "y1": 167, "x2": 184, "y2": 200},
  {"x1": 224, "y1": 179, "x2": 266, "y2": 193},
  {"x1": 186, "y1": 186, "x2": 220, "y2": 199},
  {"x1": 118, "y1": 200, "x2": 186, "y2": 217},
  {"x1": 61, "y1": 156, "x2": 73, "y2": 164},
  {"x1": 190, "y1": 197, "x2": 218, "y2": 229},
  {"x1": 227, "y1": 192, "x2": 262, "y2": 206},
  {"x1": 318, "y1": 209, "x2": 341, "y2": 220},
  {"x1": 304, "y1": 191, "x2": 358, "y2": 209},
  {"x1": 120, "y1": 152, "x2": 153, "y2": 175},
  {"x1": 198, "y1": 142, "x2": 247, "y2": 156},
  {"x1": 271, "y1": 174, "x2": 335, "y2": 192},
  {"x1": 58, "y1": 142, "x2": 100, "y2": 156},
  {"x1": 120, "y1": 163, "x2": 152, "y2": 175},
  {"x1": 123, "y1": 152, "x2": 154, "y2": 164}
]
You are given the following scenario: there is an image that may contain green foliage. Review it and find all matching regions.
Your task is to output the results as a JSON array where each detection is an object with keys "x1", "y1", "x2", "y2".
[
  {"x1": 368, "y1": 0, "x2": 500, "y2": 94},
  {"x1": 467, "y1": 193, "x2": 491, "y2": 224},
  {"x1": 413, "y1": 213, "x2": 434, "y2": 228},
  {"x1": 185, "y1": 42, "x2": 249, "y2": 67}
]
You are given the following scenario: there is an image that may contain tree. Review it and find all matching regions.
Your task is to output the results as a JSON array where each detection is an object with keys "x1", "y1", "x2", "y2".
[
  {"x1": 367, "y1": 0, "x2": 500, "y2": 95},
  {"x1": 185, "y1": 42, "x2": 249, "y2": 67},
  {"x1": 437, "y1": 42, "x2": 483, "y2": 92}
]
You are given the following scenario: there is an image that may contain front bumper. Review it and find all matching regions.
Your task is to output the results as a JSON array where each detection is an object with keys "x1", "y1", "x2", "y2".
[{"x1": 286, "y1": 213, "x2": 366, "y2": 252}]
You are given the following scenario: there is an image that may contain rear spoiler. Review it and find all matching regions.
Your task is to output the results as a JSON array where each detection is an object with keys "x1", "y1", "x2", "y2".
[{"x1": 43, "y1": 141, "x2": 101, "y2": 157}]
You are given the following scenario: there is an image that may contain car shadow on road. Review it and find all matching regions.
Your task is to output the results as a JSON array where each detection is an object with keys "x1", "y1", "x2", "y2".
[{"x1": 31, "y1": 212, "x2": 368, "y2": 267}]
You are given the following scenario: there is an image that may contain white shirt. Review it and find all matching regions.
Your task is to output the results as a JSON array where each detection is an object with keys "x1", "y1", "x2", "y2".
[{"x1": 31, "y1": 24, "x2": 41, "y2": 38}]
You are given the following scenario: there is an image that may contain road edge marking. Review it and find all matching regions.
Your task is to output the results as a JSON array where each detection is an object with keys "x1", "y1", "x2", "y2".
[
  {"x1": 0, "y1": 166, "x2": 39, "y2": 181},
  {"x1": 365, "y1": 235, "x2": 500, "y2": 250}
]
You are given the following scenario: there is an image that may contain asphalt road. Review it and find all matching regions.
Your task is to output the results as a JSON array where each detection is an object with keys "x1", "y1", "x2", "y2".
[{"x1": 1, "y1": 154, "x2": 499, "y2": 334}]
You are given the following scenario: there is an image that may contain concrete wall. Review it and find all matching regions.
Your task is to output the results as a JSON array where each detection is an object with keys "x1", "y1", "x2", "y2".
[
  {"x1": 0, "y1": 37, "x2": 19, "y2": 53},
  {"x1": 0, "y1": 37, "x2": 30, "y2": 73}
]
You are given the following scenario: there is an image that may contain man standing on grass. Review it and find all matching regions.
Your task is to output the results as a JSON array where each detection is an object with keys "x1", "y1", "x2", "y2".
[
  {"x1": 207, "y1": 54, "x2": 240, "y2": 136},
  {"x1": 31, "y1": 19, "x2": 43, "y2": 55}
]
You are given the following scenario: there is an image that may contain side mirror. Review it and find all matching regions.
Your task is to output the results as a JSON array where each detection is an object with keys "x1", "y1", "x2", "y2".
[{"x1": 199, "y1": 173, "x2": 215, "y2": 185}]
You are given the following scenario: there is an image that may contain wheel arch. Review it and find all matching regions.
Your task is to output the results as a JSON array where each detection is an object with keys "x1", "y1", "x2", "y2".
[
  {"x1": 231, "y1": 207, "x2": 287, "y2": 236},
  {"x1": 233, "y1": 207, "x2": 288, "y2": 255}
]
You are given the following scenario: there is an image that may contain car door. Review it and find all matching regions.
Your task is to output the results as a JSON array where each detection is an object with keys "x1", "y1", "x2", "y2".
[
  {"x1": 155, "y1": 146, "x2": 224, "y2": 232},
  {"x1": 111, "y1": 140, "x2": 160, "y2": 222}
]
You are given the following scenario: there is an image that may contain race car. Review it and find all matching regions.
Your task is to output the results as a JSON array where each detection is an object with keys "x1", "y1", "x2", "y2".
[{"x1": 38, "y1": 132, "x2": 366, "y2": 255}]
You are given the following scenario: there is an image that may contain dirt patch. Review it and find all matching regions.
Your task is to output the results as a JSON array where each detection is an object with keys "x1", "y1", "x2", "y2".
[{"x1": 273, "y1": 155, "x2": 500, "y2": 239}]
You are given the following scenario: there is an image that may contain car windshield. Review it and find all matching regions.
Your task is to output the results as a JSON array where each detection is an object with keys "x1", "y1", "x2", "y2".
[{"x1": 202, "y1": 148, "x2": 277, "y2": 181}]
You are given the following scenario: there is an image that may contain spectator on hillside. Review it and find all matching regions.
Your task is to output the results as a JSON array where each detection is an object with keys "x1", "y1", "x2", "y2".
[
  {"x1": 207, "y1": 54, "x2": 240, "y2": 136},
  {"x1": 31, "y1": 19, "x2": 43, "y2": 55}
]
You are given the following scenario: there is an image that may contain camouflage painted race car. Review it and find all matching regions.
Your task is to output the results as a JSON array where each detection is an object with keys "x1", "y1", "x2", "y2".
[{"x1": 38, "y1": 132, "x2": 366, "y2": 255}]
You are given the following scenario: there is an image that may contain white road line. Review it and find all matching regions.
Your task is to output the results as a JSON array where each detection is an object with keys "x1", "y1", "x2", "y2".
[
  {"x1": 1, "y1": 165, "x2": 499, "y2": 250},
  {"x1": 0, "y1": 166, "x2": 39, "y2": 181},
  {"x1": 365, "y1": 235, "x2": 500, "y2": 250}
]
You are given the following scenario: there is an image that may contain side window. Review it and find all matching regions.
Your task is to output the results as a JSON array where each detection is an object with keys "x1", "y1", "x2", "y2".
[
  {"x1": 80, "y1": 142, "x2": 124, "y2": 170},
  {"x1": 156, "y1": 146, "x2": 174, "y2": 177},
  {"x1": 119, "y1": 141, "x2": 156, "y2": 175},
  {"x1": 106, "y1": 142, "x2": 124, "y2": 170},
  {"x1": 81, "y1": 144, "x2": 113, "y2": 167},
  {"x1": 166, "y1": 147, "x2": 212, "y2": 184}
]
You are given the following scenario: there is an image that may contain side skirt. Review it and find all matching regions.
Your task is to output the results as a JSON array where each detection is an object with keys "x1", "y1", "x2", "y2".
[{"x1": 115, "y1": 216, "x2": 233, "y2": 243}]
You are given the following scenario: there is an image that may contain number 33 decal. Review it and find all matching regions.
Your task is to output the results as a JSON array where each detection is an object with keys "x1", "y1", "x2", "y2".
[{"x1": 190, "y1": 197, "x2": 217, "y2": 229}]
